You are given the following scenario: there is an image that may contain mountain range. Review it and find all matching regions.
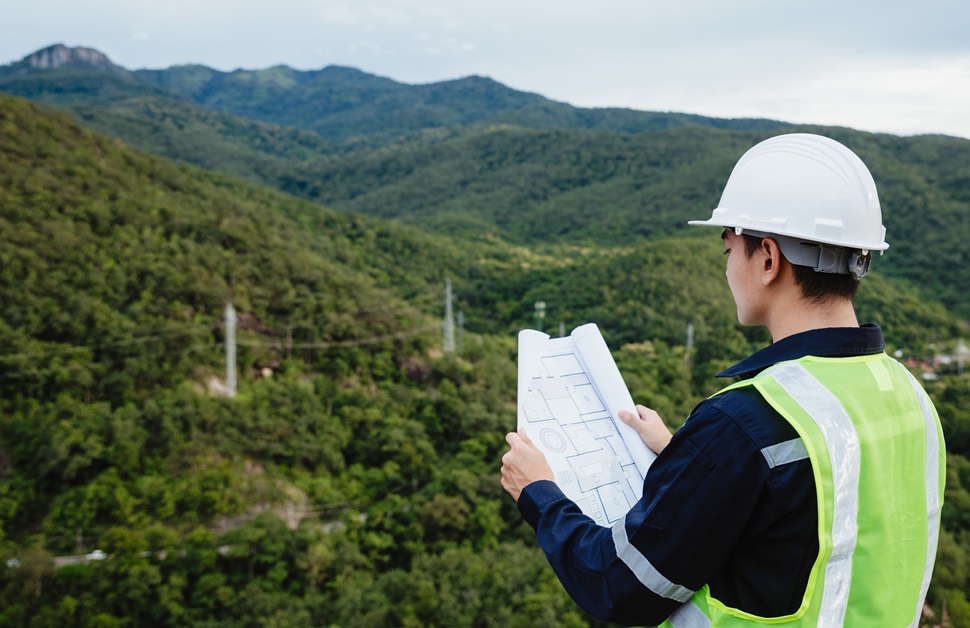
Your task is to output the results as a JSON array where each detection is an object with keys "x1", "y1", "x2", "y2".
[
  {"x1": 3, "y1": 44, "x2": 795, "y2": 141},
  {"x1": 2, "y1": 44, "x2": 968, "y2": 320}
]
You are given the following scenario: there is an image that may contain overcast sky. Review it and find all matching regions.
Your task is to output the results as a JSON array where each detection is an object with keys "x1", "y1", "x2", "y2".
[{"x1": 3, "y1": 0, "x2": 970, "y2": 139}]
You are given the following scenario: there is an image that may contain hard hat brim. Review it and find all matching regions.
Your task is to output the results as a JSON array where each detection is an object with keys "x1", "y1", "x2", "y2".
[{"x1": 687, "y1": 216, "x2": 889, "y2": 252}]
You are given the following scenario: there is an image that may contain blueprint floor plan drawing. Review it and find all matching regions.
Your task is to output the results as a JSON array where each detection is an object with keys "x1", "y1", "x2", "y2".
[{"x1": 517, "y1": 323, "x2": 656, "y2": 526}]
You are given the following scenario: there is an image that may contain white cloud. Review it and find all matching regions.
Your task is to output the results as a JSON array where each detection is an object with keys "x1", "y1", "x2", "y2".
[
  {"x1": 347, "y1": 41, "x2": 385, "y2": 55},
  {"x1": 317, "y1": 2, "x2": 362, "y2": 24},
  {"x1": 562, "y1": 51, "x2": 970, "y2": 138},
  {"x1": 787, "y1": 54, "x2": 970, "y2": 136},
  {"x1": 317, "y1": 1, "x2": 411, "y2": 25}
]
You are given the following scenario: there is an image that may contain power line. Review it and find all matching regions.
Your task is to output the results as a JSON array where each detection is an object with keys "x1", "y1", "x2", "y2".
[
  {"x1": 235, "y1": 324, "x2": 439, "y2": 350},
  {"x1": 0, "y1": 298, "x2": 435, "y2": 364},
  {"x1": 0, "y1": 327, "x2": 209, "y2": 362},
  {"x1": 0, "y1": 342, "x2": 218, "y2": 382},
  {"x1": 0, "y1": 292, "x2": 451, "y2": 388},
  {"x1": 258, "y1": 289, "x2": 440, "y2": 319}
]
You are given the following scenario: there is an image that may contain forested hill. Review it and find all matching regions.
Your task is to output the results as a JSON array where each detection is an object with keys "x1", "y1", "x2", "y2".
[
  {"x1": 130, "y1": 65, "x2": 794, "y2": 142},
  {"x1": 285, "y1": 124, "x2": 970, "y2": 319},
  {"x1": 3, "y1": 45, "x2": 969, "y2": 319},
  {"x1": 0, "y1": 92, "x2": 497, "y2": 394}
]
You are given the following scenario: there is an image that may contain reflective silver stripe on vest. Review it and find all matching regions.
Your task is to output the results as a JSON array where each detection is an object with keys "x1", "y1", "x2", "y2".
[
  {"x1": 769, "y1": 362, "x2": 860, "y2": 628},
  {"x1": 668, "y1": 600, "x2": 711, "y2": 628},
  {"x1": 611, "y1": 514, "x2": 695, "y2": 603},
  {"x1": 893, "y1": 361, "x2": 943, "y2": 628},
  {"x1": 760, "y1": 438, "x2": 809, "y2": 469}
]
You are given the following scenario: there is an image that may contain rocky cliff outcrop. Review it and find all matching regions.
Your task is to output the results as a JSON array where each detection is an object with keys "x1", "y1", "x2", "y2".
[{"x1": 18, "y1": 43, "x2": 130, "y2": 76}]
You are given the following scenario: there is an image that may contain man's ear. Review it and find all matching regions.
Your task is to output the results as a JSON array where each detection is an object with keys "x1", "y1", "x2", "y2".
[{"x1": 760, "y1": 237, "x2": 785, "y2": 286}]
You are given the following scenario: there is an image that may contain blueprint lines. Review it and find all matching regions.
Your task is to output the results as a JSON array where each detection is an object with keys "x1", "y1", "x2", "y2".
[{"x1": 518, "y1": 325, "x2": 653, "y2": 526}]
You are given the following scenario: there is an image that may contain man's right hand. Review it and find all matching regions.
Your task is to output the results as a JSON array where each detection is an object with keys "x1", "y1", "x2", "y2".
[
  {"x1": 619, "y1": 405, "x2": 673, "y2": 455},
  {"x1": 501, "y1": 429, "x2": 554, "y2": 502}
]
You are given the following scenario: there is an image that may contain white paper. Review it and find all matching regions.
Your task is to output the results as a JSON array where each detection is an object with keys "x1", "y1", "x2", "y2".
[{"x1": 517, "y1": 323, "x2": 656, "y2": 526}]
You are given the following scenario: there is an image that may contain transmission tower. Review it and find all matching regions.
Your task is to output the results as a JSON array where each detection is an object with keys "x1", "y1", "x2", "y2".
[
  {"x1": 534, "y1": 301, "x2": 546, "y2": 332},
  {"x1": 226, "y1": 302, "x2": 237, "y2": 398},
  {"x1": 444, "y1": 278, "x2": 456, "y2": 354}
]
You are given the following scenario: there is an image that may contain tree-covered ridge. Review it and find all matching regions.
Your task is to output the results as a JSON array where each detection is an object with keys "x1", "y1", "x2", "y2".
[
  {"x1": 4, "y1": 60, "x2": 969, "y2": 320},
  {"x1": 3, "y1": 50, "x2": 968, "y2": 319},
  {"x1": 271, "y1": 122, "x2": 970, "y2": 319},
  {"x1": 1, "y1": 83, "x2": 969, "y2": 625},
  {"x1": 0, "y1": 93, "x2": 514, "y2": 395},
  {"x1": 130, "y1": 63, "x2": 793, "y2": 143},
  {"x1": 0, "y1": 64, "x2": 345, "y2": 182}
]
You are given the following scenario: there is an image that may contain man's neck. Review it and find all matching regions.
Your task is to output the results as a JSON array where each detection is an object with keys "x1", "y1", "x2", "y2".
[{"x1": 767, "y1": 298, "x2": 860, "y2": 343}]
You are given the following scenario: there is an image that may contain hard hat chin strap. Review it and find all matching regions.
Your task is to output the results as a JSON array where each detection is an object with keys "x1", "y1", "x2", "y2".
[{"x1": 741, "y1": 229, "x2": 871, "y2": 279}]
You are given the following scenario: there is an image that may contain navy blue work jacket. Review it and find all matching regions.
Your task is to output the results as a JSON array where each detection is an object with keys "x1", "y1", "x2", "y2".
[{"x1": 516, "y1": 325, "x2": 886, "y2": 626}]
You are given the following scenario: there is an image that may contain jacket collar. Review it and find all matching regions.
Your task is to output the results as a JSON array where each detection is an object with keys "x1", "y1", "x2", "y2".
[{"x1": 717, "y1": 324, "x2": 886, "y2": 380}]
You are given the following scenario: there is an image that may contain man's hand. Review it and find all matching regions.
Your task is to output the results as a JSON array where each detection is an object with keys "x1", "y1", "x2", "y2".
[
  {"x1": 619, "y1": 404, "x2": 673, "y2": 455},
  {"x1": 501, "y1": 429, "x2": 554, "y2": 502}
]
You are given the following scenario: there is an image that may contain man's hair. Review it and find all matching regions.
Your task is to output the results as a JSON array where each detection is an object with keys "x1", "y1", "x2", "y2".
[{"x1": 741, "y1": 234, "x2": 860, "y2": 303}]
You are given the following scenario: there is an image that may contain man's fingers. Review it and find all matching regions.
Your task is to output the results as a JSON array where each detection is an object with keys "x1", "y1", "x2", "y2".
[{"x1": 619, "y1": 408, "x2": 647, "y2": 435}]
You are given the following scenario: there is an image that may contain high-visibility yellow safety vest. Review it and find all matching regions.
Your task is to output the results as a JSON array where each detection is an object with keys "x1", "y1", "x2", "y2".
[{"x1": 663, "y1": 353, "x2": 945, "y2": 628}]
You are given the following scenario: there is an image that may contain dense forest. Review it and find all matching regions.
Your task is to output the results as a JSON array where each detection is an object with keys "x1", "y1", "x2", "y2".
[
  {"x1": 3, "y1": 50, "x2": 968, "y2": 321},
  {"x1": 2, "y1": 46, "x2": 970, "y2": 627}
]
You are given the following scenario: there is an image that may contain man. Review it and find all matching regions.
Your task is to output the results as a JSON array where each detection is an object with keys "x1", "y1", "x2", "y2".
[{"x1": 501, "y1": 134, "x2": 945, "y2": 626}]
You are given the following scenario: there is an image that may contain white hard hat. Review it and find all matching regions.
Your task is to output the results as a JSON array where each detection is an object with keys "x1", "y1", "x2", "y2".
[{"x1": 689, "y1": 134, "x2": 888, "y2": 276}]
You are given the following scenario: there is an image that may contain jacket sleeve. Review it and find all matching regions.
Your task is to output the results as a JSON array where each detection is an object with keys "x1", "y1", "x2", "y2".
[{"x1": 517, "y1": 402, "x2": 773, "y2": 626}]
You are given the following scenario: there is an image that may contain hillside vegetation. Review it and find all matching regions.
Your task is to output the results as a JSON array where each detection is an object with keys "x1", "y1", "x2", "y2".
[
  {"x1": 1, "y1": 49, "x2": 970, "y2": 626},
  {"x1": 3, "y1": 53, "x2": 968, "y2": 319},
  {"x1": 132, "y1": 63, "x2": 794, "y2": 143}
]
